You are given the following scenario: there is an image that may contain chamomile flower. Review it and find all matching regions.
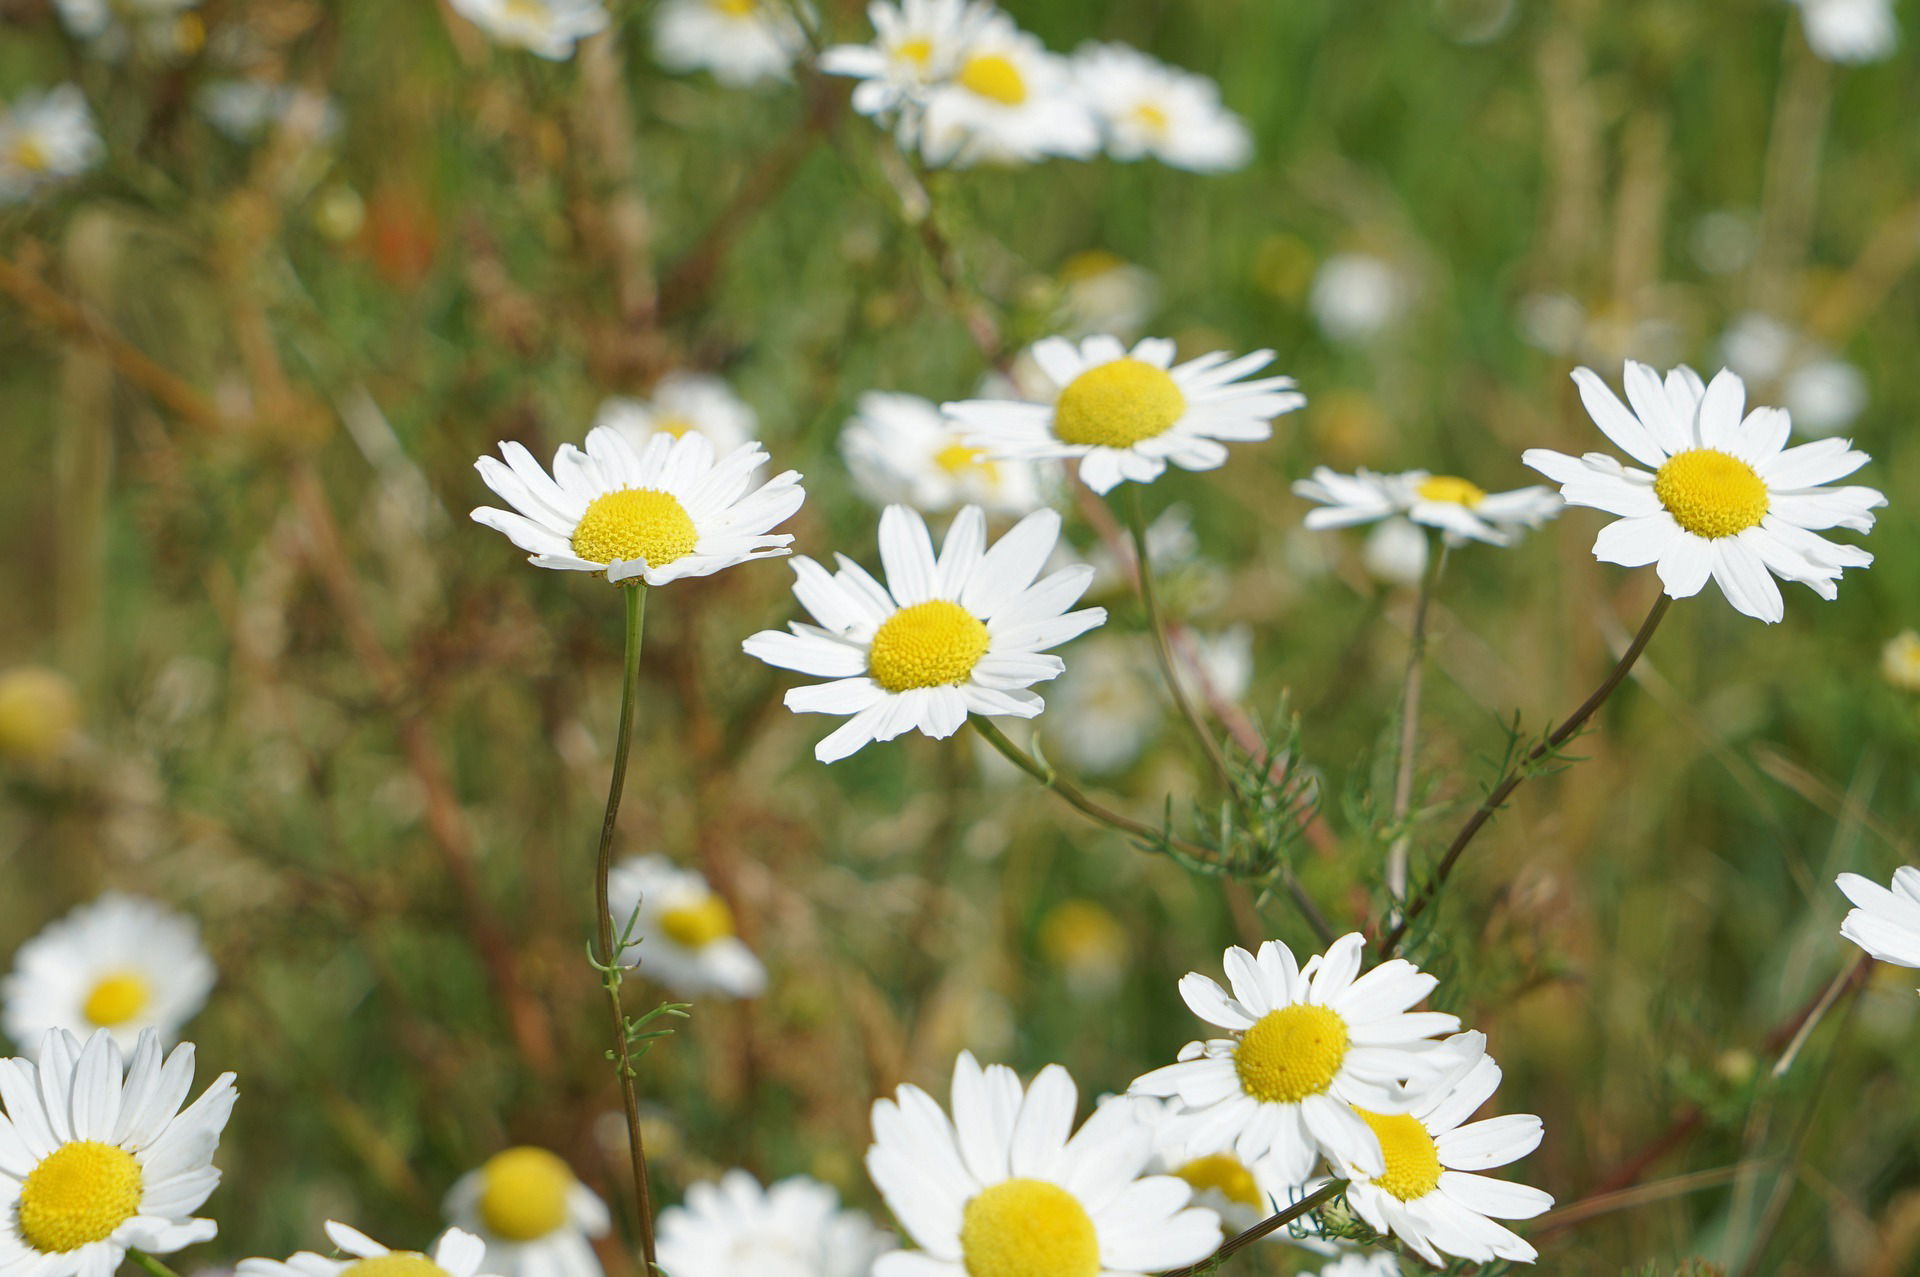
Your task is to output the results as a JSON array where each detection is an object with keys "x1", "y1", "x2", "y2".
[
  {"x1": 0, "y1": 86, "x2": 101, "y2": 205},
  {"x1": 50, "y1": 0, "x2": 202, "y2": 59},
  {"x1": 1836, "y1": 868, "x2": 1920, "y2": 972},
  {"x1": 1317, "y1": 1252, "x2": 1401, "y2": 1277},
  {"x1": 0, "y1": 1028, "x2": 236, "y2": 1276},
  {"x1": 605, "y1": 856, "x2": 765, "y2": 999},
  {"x1": 240, "y1": 1223, "x2": 497, "y2": 1277},
  {"x1": 1789, "y1": 0, "x2": 1898, "y2": 62},
  {"x1": 470, "y1": 428, "x2": 803, "y2": 587},
  {"x1": 1310, "y1": 255, "x2": 1408, "y2": 344},
  {"x1": 742, "y1": 506, "x2": 1106, "y2": 763},
  {"x1": 1882, "y1": 631, "x2": 1920, "y2": 692},
  {"x1": 916, "y1": 14, "x2": 1098, "y2": 167},
  {"x1": 1040, "y1": 637, "x2": 1159, "y2": 775},
  {"x1": 948, "y1": 336, "x2": 1305, "y2": 495},
  {"x1": 1522, "y1": 362, "x2": 1885, "y2": 623},
  {"x1": 1360, "y1": 519, "x2": 1430, "y2": 588},
  {"x1": 820, "y1": 0, "x2": 999, "y2": 122},
  {"x1": 1127, "y1": 1096, "x2": 1299, "y2": 1234},
  {"x1": 446, "y1": 0, "x2": 609, "y2": 59},
  {"x1": 867, "y1": 1052, "x2": 1222, "y2": 1277},
  {"x1": 444, "y1": 1148, "x2": 610, "y2": 1277},
  {"x1": 1332, "y1": 1033, "x2": 1552, "y2": 1267},
  {"x1": 1071, "y1": 44, "x2": 1251, "y2": 172},
  {"x1": 1293, "y1": 468, "x2": 1563, "y2": 548},
  {"x1": 1130, "y1": 934, "x2": 1459, "y2": 1186},
  {"x1": 840, "y1": 391, "x2": 1050, "y2": 516},
  {"x1": 595, "y1": 373, "x2": 757, "y2": 458},
  {"x1": 657, "y1": 1170, "x2": 894, "y2": 1277},
  {"x1": 3, "y1": 894, "x2": 215, "y2": 1054},
  {"x1": 653, "y1": 0, "x2": 806, "y2": 87}
]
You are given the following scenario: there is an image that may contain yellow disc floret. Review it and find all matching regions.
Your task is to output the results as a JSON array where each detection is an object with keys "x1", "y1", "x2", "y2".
[
  {"x1": 959, "y1": 54, "x2": 1028, "y2": 106},
  {"x1": 570, "y1": 489, "x2": 699, "y2": 569},
  {"x1": 344, "y1": 1255, "x2": 447, "y2": 1277},
  {"x1": 17, "y1": 1141, "x2": 143, "y2": 1253},
  {"x1": 659, "y1": 895, "x2": 736, "y2": 950},
  {"x1": 711, "y1": 0, "x2": 758, "y2": 15},
  {"x1": 478, "y1": 1147, "x2": 574, "y2": 1241},
  {"x1": 1175, "y1": 1153, "x2": 1263, "y2": 1210},
  {"x1": 867, "y1": 601, "x2": 991, "y2": 693},
  {"x1": 895, "y1": 36, "x2": 935, "y2": 70},
  {"x1": 935, "y1": 442, "x2": 999, "y2": 483},
  {"x1": 1234, "y1": 1004, "x2": 1350, "y2": 1103},
  {"x1": 0, "y1": 666, "x2": 81, "y2": 763},
  {"x1": 1354, "y1": 1110, "x2": 1443, "y2": 1202},
  {"x1": 1416, "y1": 475, "x2": 1485, "y2": 507},
  {"x1": 1132, "y1": 103, "x2": 1171, "y2": 135},
  {"x1": 82, "y1": 973, "x2": 150, "y2": 1028},
  {"x1": 959, "y1": 1179, "x2": 1099, "y2": 1277},
  {"x1": 1653, "y1": 449, "x2": 1770, "y2": 539},
  {"x1": 1053, "y1": 358, "x2": 1187, "y2": 449},
  {"x1": 11, "y1": 138, "x2": 49, "y2": 174}
]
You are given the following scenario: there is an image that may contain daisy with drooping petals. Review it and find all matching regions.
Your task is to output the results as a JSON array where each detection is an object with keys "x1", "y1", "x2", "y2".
[
  {"x1": 3, "y1": 893, "x2": 215, "y2": 1055},
  {"x1": 446, "y1": 0, "x2": 608, "y2": 59},
  {"x1": 657, "y1": 1169, "x2": 894, "y2": 1277},
  {"x1": 820, "y1": 0, "x2": 999, "y2": 123},
  {"x1": 1836, "y1": 868, "x2": 1920, "y2": 973},
  {"x1": 240, "y1": 1222, "x2": 498, "y2": 1277},
  {"x1": 595, "y1": 373, "x2": 757, "y2": 458},
  {"x1": 1331, "y1": 1032, "x2": 1552, "y2": 1268},
  {"x1": 867, "y1": 1052, "x2": 1222, "y2": 1277},
  {"x1": 0, "y1": 1028, "x2": 236, "y2": 1277},
  {"x1": 1293, "y1": 468, "x2": 1563, "y2": 548},
  {"x1": 742, "y1": 505, "x2": 1107, "y2": 763},
  {"x1": 916, "y1": 13, "x2": 1098, "y2": 167},
  {"x1": 0, "y1": 86, "x2": 101, "y2": 205},
  {"x1": 444, "y1": 1148, "x2": 609, "y2": 1277},
  {"x1": 1523, "y1": 362, "x2": 1885, "y2": 623},
  {"x1": 653, "y1": 0, "x2": 806, "y2": 87},
  {"x1": 1130, "y1": 934, "x2": 1459, "y2": 1186},
  {"x1": 949, "y1": 336, "x2": 1305, "y2": 495},
  {"x1": 470, "y1": 428, "x2": 803, "y2": 587},
  {"x1": 606, "y1": 856, "x2": 766, "y2": 999},
  {"x1": 840, "y1": 392, "x2": 1050, "y2": 516},
  {"x1": 1071, "y1": 44, "x2": 1251, "y2": 173}
]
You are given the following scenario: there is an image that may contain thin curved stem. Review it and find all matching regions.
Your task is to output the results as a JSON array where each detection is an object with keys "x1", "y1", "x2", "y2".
[
  {"x1": 128, "y1": 1253, "x2": 184, "y2": 1277},
  {"x1": 1385, "y1": 538, "x2": 1449, "y2": 907},
  {"x1": 1157, "y1": 1180, "x2": 1348, "y2": 1277}
]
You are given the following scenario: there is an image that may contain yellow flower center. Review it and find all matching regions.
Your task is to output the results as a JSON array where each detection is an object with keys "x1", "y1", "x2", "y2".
[
  {"x1": 658, "y1": 895, "x2": 736, "y2": 949},
  {"x1": 174, "y1": 12, "x2": 205, "y2": 52},
  {"x1": 935, "y1": 441, "x2": 998, "y2": 481},
  {"x1": 895, "y1": 36, "x2": 934, "y2": 69},
  {"x1": 1132, "y1": 102, "x2": 1171, "y2": 134},
  {"x1": 478, "y1": 1147, "x2": 574, "y2": 1241},
  {"x1": 1053, "y1": 358, "x2": 1187, "y2": 449},
  {"x1": 1174, "y1": 1153, "x2": 1263, "y2": 1210},
  {"x1": 1354, "y1": 1110, "x2": 1443, "y2": 1202},
  {"x1": 711, "y1": 0, "x2": 757, "y2": 14},
  {"x1": 570, "y1": 489, "x2": 699, "y2": 569},
  {"x1": 866, "y1": 600, "x2": 991, "y2": 693},
  {"x1": 958, "y1": 54, "x2": 1028, "y2": 106},
  {"x1": 653, "y1": 415, "x2": 698, "y2": 438},
  {"x1": 1652, "y1": 449, "x2": 1770, "y2": 539},
  {"x1": 0, "y1": 666, "x2": 80, "y2": 762},
  {"x1": 959, "y1": 1179, "x2": 1099, "y2": 1277},
  {"x1": 16, "y1": 1141, "x2": 143, "y2": 1253},
  {"x1": 1037, "y1": 900, "x2": 1124, "y2": 968},
  {"x1": 503, "y1": 0, "x2": 549, "y2": 17},
  {"x1": 82, "y1": 973, "x2": 150, "y2": 1028},
  {"x1": 1415, "y1": 475, "x2": 1485, "y2": 507},
  {"x1": 344, "y1": 1255, "x2": 447, "y2": 1277},
  {"x1": 11, "y1": 138, "x2": 49, "y2": 173},
  {"x1": 1234, "y1": 1004, "x2": 1350, "y2": 1103}
]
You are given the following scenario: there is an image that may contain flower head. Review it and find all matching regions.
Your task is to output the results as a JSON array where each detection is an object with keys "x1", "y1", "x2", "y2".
[
  {"x1": 444, "y1": 1148, "x2": 609, "y2": 1277},
  {"x1": 657, "y1": 1170, "x2": 894, "y2": 1277},
  {"x1": 606, "y1": 856, "x2": 765, "y2": 998},
  {"x1": 595, "y1": 373, "x2": 757, "y2": 459},
  {"x1": 50, "y1": 0, "x2": 203, "y2": 60},
  {"x1": 1836, "y1": 868, "x2": 1920, "y2": 974},
  {"x1": 1072, "y1": 44, "x2": 1251, "y2": 172},
  {"x1": 1790, "y1": 0, "x2": 1898, "y2": 63},
  {"x1": 1293, "y1": 467, "x2": 1562, "y2": 548},
  {"x1": 653, "y1": 0, "x2": 806, "y2": 87},
  {"x1": 1125, "y1": 1096, "x2": 1300, "y2": 1235},
  {"x1": 3, "y1": 894, "x2": 215, "y2": 1054},
  {"x1": 1882, "y1": 631, "x2": 1920, "y2": 692},
  {"x1": 446, "y1": 0, "x2": 608, "y2": 59},
  {"x1": 915, "y1": 13, "x2": 1098, "y2": 167},
  {"x1": 240, "y1": 1222, "x2": 499, "y2": 1277},
  {"x1": 820, "y1": 0, "x2": 1000, "y2": 122},
  {"x1": 0, "y1": 87, "x2": 101, "y2": 204},
  {"x1": 840, "y1": 391, "x2": 1051, "y2": 516},
  {"x1": 1310, "y1": 255, "x2": 1407, "y2": 343}
]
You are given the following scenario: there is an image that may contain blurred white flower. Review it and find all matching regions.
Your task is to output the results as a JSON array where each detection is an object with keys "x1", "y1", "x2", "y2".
[
  {"x1": 1881, "y1": 630, "x2": 1920, "y2": 692},
  {"x1": 1720, "y1": 312, "x2": 1798, "y2": 383},
  {"x1": 1317, "y1": 1253, "x2": 1402, "y2": 1277},
  {"x1": 1689, "y1": 209, "x2": 1761, "y2": 276},
  {"x1": 0, "y1": 86, "x2": 101, "y2": 205},
  {"x1": 1720, "y1": 314, "x2": 1869, "y2": 437},
  {"x1": 3, "y1": 894, "x2": 215, "y2": 1054},
  {"x1": 653, "y1": 0, "x2": 806, "y2": 87},
  {"x1": 840, "y1": 390, "x2": 1050, "y2": 516},
  {"x1": 1310, "y1": 254, "x2": 1408, "y2": 343},
  {"x1": 820, "y1": 0, "x2": 999, "y2": 122},
  {"x1": 197, "y1": 81, "x2": 342, "y2": 144},
  {"x1": 1126, "y1": 1094, "x2": 1303, "y2": 1234},
  {"x1": 1041, "y1": 635, "x2": 1159, "y2": 775},
  {"x1": 1361, "y1": 518, "x2": 1430, "y2": 588},
  {"x1": 444, "y1": 1148, "x2": 609, "y2": 1277},
  {"x1": 1056, "y1": 250, "x2": 1160, "y2": 341},
  {"x1": 1294, "y1": 467, "x2": 1562, "y2": 547},
  {"x1": 917, "y1": 13, "x2": 1098, "y2": 167},
  {"x1": 658, "y1": 1170, "x2": 894, "y2": 1277},
  {"x1": 242, "y1": 1224, "x2": 498, "y2": 1277},
  {"x1": 52, "y1": 0, "x2": 203, "y2": 59},
  {"x1": 1789, "y1": 0, "x2": 1898, "y2": 63},
  {"x1": 606, "y1": 856, "x2": 766, "y2": 998},
  {"x1": 1072, "y1": 43, "x2": 1252, "y2": 173},
  {"x1": 595, "y1": 372, "x2": 758, "y2": 457},
  {"x1": 446, "y1": 0, "x2": 608, "y2": 60}
]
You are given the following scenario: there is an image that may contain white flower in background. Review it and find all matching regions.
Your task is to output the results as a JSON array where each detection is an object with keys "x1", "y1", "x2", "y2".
[
  {"x1": 1361, "y1": 519, "x2": 1431, "y2": 588},
  {"x1": 1040, "y1": 636, "x2": 1159, "y2": 775},
  {"x1": 1293, "y1": 468, "x2": 1562, "y2": 548},
  {"x1": 51, "y1": 0, "x2": 202, "y2": 59},
  {"x1": 444, "y1": 1148, "x2": 610, "y2": 1277},
  {"x1": 1056, "y1": 251, "x2": 1159, "y2": 341},
  {"x1": 657, "y1": 1170, "x2": 894, "y2": 1277},
  {"x1": 1882, "y1": 631, "x2": 1920, "y2": 692},
  {"x1": 1523, "y1": 362, "x2": 1885, "y2": 623},
  {"x1": 1083, "y1": 504, "x2": 1201, "y2": 595},
  {"x1": 470, "y1": 429, "x2": 804, "y2": 586},
  {"x1": 446, "y1": 0, "x2": 608, "y2": 59},
  {"x1": 866, "y1": 1052, "x2": 1222, "y2": 1277},
  {"x1": 1310, "y1": 254, "x2": 1408, "y2": 343},
  {"x1": 1126, "y1": 1096, "x2": 1299, "y2": 1234},
  {"x1": 1783, "y1": 358, "x2": 1868, "y2": 437},
  {"x1": 1072, "y1": 44, "x2": 1251, "y2": 172},
  {"x1": 241, "y1": 1223, "x2": 497, "y2": 1277},
  {"x1": 1721, "y1": 312, "x2": 1798, "y2": 383},
  {"x1": 0, "y1": 86, "x2": 101, "y2": 205},
  {"x1": 1334, "y1": 1033, "x2": 1552, "y2": 1267},
  {"x1": 840, "y1": 391, "x2": 1050, "y2": 516},
  {"x1": 820, "y1": 0, "x2": 999, "y2": 121},
  {"x1": 916, "y1": 13, "x2": 1098, "y2": 167},
  {"x1": 1836, "y1": 868, "x2": 1920, "y2": 972},
  {"x1": 949, "y1": 336, "x2": 1305, "y2": 495},
  {"x1": 1130, "y1": 934, "x2": 1459, "y2": 1185},
  {"x1": 596, "y1": 373, "x2": 758, "y2": 458},
  {"x1": 197, "y1": 81, "x2": 342, "y2": 144},
  {"x1": 2, "y1": 894, "x2": 215, "y2": 1054},
  {"x1": 605, "y1": 856, "x2": 765, "y2": 998},
  {"x1": 743, "y1": 506, "x2": 1106, "y2": 762},
  {"x1": 1789, "y1": 0, "x2": 1898, "y2": 62},
  {"x1": 1182, "y1": 626, "x2": 1255, "y2": 706},
  {"x1": 0, "y1": 1029, "x2": 237, "y2": 1276},
  {"x1": 653, "y1": 0, "x2": 807, "y2": 87},
  {"x1": 1317, "y1": 1253, "x2": 1401, "y2": 1277}
]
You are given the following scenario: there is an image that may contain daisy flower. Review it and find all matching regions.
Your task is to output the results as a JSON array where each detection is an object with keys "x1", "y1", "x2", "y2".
[
  {"x1": 445, "y1": 0, "x2": 608, "y2": 59},
  {"x1": 839, "y1": 392, "x2": 1050, "y2": 517},
  {"x1": 916, "y1": 13, "x2": 1098, "y2": 167},
  {"x1": 657, "y1": 1170, "x2": 894, "y2": 1277},
  {"x1": 1836, "y1": 868, "x2": 1920, "y2": 973},
  {"x1": 0, "y1": 1028, "x2": 236, "y2": 1276},
  {"x1": 1317, "y1": 1252, "x2": 1401, "y2": 1277},
  {"x1": 1293, "y1": 467, "x2": 1563, "y2": 548},
  {"x1": 3, "y1": 894, "x2": 215, "y2": 1054},
  {"x1": 595, "y1": 373, "x2": 757, "y2": 458},
  {"x1": 0, "y1": 87, "x2": 101, "y2": 205},
  {"x1": 1522, "y1": 361, "x2": 1885, "y2": 623},
  {"x1": 1130, "y1": 934, "x2": 1459, "y2": 1186},
  {"x1": 948, "y1": 336, "x2": 1305, "y2": 495},
  {"x1": 1882, "y1": 631, "x2": 1920, "y2": 693},
  {"x1": 444, "y1": 1148, "x2": 609, "y2": 1277},
  {"x1": 605, "y1": 856, "x2": 766, "y2": 998},
  {"x1": 1071, "y1": 44, "x2": 1251, "y2": 173},
  {"x1": 240, "y1": 1222, "x2": 498, "y2": 1277},
  {"x1": 1359, "y1": 519, "x2": 1431, "y2": 589},
  {"x1": 653, "y1": 0, "x2": 806, "y2": 88},
  {"x1": 742, "y1": 505, "x2": 1107, "y2": 763},
  {"x1": 1331, "y1": 1032, "x2": 1552, "y2": 1267},
  {"x1": 1789, "y1": 0, "x2": 1898, "y2": 63},
  {"x1": 866, "y1": 1051, "x2": 1222, "y2": 1277},
  {"x1": 470, "y1": 428, "x2": 804, "y2": 587},
  {"x1": 50, "y1": 0, "x2": 202, "y2": 59},
  {"x1": 1126, "y1": 1096, "x2": 1299, "y2": 1235},
  {"x1": 1310, "y1": 254, "x2": 1408, "y2": 344},
  {"x1": 1039, "y1": 636, "x2": 1159, "y2": 775},
  {"x1": 820, "y1": 0, "x2": 999, "y2": 122}
]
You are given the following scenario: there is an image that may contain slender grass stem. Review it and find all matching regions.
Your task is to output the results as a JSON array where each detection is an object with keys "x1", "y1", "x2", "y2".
[
  {"x1": 129, "y1": 1252, "x2": 184, "y2": 1277},
  {"x1": 1385, "y1": 538, "x2": 1448, "y2": 907},
  {"x1": 1158, "y1": 1180, "x2": 1347, "y2": 1277}
]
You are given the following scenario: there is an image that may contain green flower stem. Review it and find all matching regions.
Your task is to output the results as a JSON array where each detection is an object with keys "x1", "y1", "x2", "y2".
[
  {"x1": 1157, "y1": 1179, "x2": 1348, "y2": 1277},
  {"x1": 128, "y1": 1252, "x2": 184, "y2": 1277},
  {"x1": 1385, "y1": 538, "x2": 1450, "y2": 908},
  {"x1": 970, "y1": 716, "x2": 1172, "y2": 847}
]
